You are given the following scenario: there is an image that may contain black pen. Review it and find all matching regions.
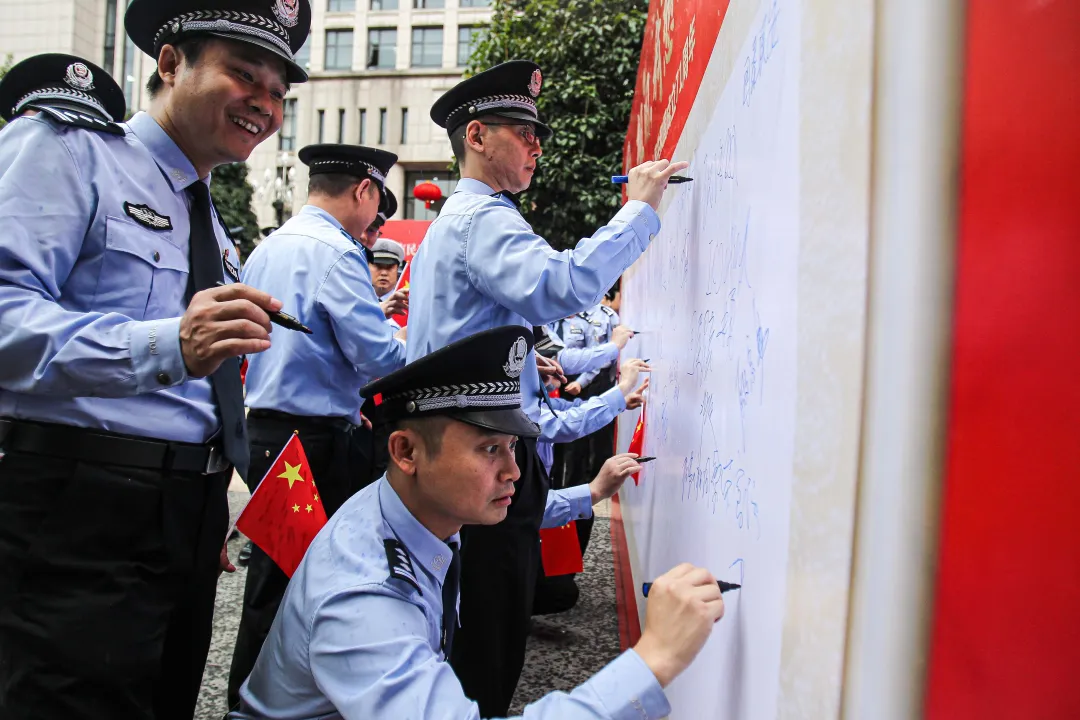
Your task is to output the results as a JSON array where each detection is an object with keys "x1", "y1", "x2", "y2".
[
  {"x1": 635, "y1": 456, "x2": 657, "y2": 463},
  {"x1": 216, "y1": 282, "x2": 313, "y2": 334},
  {"x1": 612, "y1": 175, "x2": 693, "y2": 184},
  {"x1": 641, "y1": 580, "x2": 741, "y2": 597}
]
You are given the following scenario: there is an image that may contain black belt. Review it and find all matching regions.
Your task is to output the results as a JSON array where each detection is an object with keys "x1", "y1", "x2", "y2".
[
  {"x1": 0, "y1": 419, "x2": 230, "y2": 475},
  {"x1": 248, "y1": 408, "x2": 356, "y2": 432}
]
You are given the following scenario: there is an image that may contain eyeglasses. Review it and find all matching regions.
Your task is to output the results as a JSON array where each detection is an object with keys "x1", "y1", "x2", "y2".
[{"x1": 480, "y1": 122, "x2": 541, "y2": 146}]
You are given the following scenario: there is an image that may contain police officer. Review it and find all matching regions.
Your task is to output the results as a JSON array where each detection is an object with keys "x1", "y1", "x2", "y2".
[
  {"x1": 230, "y1": 326, "x2": 725, "y2": 719},
  {"x1": 0, "y1": 0, "x2": 310, "y2": 716},
  {"x1": 0, "y1": 53, "x2": 126, "y2": 126},
  {"x1": 369, "y1": 237, "x2": 405, "y2": 301},
  {"x1": 407, "y1": 59, "x2": 688, "y2": 715},
  {"x1": 228, "y1": 142, "x2": 407, "y2": 705}
]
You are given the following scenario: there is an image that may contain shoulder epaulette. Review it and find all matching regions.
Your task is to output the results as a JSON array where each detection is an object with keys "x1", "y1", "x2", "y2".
[
  {"x1": 33, "y1": 105, "x2": 125, "y2": 136},
  {"x1": 384, "y1": 539, "x2": 422, "y2": 595},
  {"x1": 600, "y1": 305, "x2": 617, "y2": 317}
]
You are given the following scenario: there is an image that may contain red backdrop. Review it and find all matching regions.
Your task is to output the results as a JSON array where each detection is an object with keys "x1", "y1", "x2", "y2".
[
  {"x1": 926, "y1": 1, "x2": 1080, "y2": 717},
  {"x1": 380, "y1": 220, "x2": 431, "y2": 262}
]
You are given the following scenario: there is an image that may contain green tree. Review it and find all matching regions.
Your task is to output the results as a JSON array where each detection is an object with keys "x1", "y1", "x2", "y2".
[
  {"x1": 211, "y1": 162, "x2": 260, "y2": 260},
  {"x1": 467, "y1": 0, "x2": 649, "y2": 250},
  {"x1": 0, "y1": 54, "x2": 14, "y2": 131}
]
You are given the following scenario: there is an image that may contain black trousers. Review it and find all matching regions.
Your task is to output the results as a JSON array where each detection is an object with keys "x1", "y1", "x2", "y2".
[
  {"x1": 226, "y1": 412, "x2": 372, "y2": 708},
  {"x1": 0, "y1": 448, "x2": 229, "y2": 720},
  {"x1": 449, "y1": 436, "x2": 549, "y2": 717}
]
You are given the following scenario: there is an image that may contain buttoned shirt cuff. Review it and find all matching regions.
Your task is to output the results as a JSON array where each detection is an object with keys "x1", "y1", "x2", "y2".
[
  {"x1": 566, "y1": 484, "x2": 594, "y2": 522},
  {"x1": 587, "y1": 649, "x2": 671, "y2": 720},
  {"x1": 131, "y1": 317, "x2": 188, "y2": 393},
  {"x1": 613, "y1": 200, "x2": 662, "y2": 251},
  {"x1": 600, "y1": 386, "x2": 628, "y2": 414}
]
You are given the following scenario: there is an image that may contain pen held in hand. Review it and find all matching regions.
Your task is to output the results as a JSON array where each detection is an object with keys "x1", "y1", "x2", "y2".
[
  {"x1": 635, "y1": 456, "x2": 657, "y2": 463},
  {"x1": 641, "y1": 580, "x2": 741, "y2": 597},
  {"x1": 215, "y1": 282, "x2": 313, "y2": 334},
  {"x1": 611, "y1": 175, "x2": 693, "y2": 185}
]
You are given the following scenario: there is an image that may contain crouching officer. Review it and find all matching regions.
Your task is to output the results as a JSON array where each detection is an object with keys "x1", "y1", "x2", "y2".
[
  {"x1": 228, "y1": 143, "x2": 407, "y2": 705},
  {"x1": 230, "y1": 326, "x2": 725, "y2": 719},
  {"x1": 0, "y1": 52, "x2": 126, "y2": 126},
  {"x1": 0, "y1": 0, "x2": 311, "y2": 715}
]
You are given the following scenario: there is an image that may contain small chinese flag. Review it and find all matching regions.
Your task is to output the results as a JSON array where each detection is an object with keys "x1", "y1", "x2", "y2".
[
  {"x1": 628, "y1": 407, "x2": 646, "y2": 485},
  {"x1": 540, "y1": 522, "x2": 584, "y2": 576},
  {"x1": 391, "y1": 261, "x2": 411, "y2": 327},
  {"x1": 237, "y1": 433, "x2": 328, "y2": 577}
]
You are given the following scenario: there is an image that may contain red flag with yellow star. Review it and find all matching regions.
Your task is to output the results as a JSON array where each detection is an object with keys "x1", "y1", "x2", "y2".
[
  {"x1": 236, "y1": 433, "x2": 327, "y2": 577},
  {"x1": 391, "y1": 261, "x2": 410, "y2": 327},
  {"x1": 628, "y1": 407, "x2": 646, "y2": 485}
]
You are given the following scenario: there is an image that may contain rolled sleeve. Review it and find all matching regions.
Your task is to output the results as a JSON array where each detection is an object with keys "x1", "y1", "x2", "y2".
[
  {"x1": 130, "y1": 316, "x2": 188, "y2": 392},
  {"x1": 585, "y1": 650, "x2": 671, "y2": 720}
]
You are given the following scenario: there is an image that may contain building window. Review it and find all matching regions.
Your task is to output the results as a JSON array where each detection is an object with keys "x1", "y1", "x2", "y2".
[
  {"x1": 338, "y1": 109, "x2": 346, "y2": 143},
  {"x1": 122, "y1": 34, "x2": 136, "y2": 112},
  {"x1": 359, "y1": 108, "x2": 367, "y2": 143},
  {"x1": 279, "y1": 99, "x2": 298, "y2": 151},
  {"x1": 460, "y1": 0, "x2": 491, "y2": 5},
  {"x1": 400, "y1": 108, "x2": 408, "y2": 144},
  {"x1": 294, "y1": 37, "x2": 311, "y2": 71},
  {"x1": 328, "y1": 0, "x2": 355, "y2": 10},
  {"x1": 411, "y1": 27, "x2": 443, "y2": 68},
  {"x1": 371, "y1": 0, "x2": 398, "y2": 8},
  {"x1": 317, "y1": 109, "x2": 326, "y2": 143},
  {"x1": 367, "y1": 28, "x2": 397, "y2": 69},
  {"x1": 404, "y1": 171, "x2": 457, "y2": 220},
  {"x1": 457, "y1": 25, "x2": 486, "y2": 67},
  {"x1": 413, "y1": 0, "x2": 444, "y2": 7},
  {"x1": 378, "y1": 108, "x2": 387, "y2": 144},
  {"x1": 325, "y1": 30, "x2": 354, "y2": 70},
  {"x1": 102, "y1": 0, "x2": 117, "y2": 76}
]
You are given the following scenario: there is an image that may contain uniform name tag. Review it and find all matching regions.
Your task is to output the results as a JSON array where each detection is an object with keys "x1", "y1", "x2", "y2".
[
  {"x1": 124, "y1": 202, "x2": 173, "y2": 231},
  {"x1": 384, "y1": 539, "x2": 422, "y2": 595}
]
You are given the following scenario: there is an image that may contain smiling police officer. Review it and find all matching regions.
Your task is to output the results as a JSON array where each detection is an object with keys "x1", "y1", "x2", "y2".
[{"x1": 0, "y1": 0, "x2": 310, "y2": 717}]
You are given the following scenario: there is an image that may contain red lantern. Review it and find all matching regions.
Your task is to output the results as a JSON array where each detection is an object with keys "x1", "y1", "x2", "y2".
[{"x1": 413, "y1": 181, "x2": 443, "y2": 209}]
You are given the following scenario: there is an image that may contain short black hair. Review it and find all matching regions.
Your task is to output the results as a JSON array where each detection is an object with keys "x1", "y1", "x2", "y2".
[
  {"x1": 395, "y1": 416, "x2": 452, "y2": 457},
  {"x1": 146, "y1": 37, "x2": 210, "y2": 98},
  {"x1": 309, "y1": 172, "x2": 363, "y2": 198},
  {"x1": 605, "y1": 278, "x2": 621, "y2": 301},
  {"x1": 450, "y1": 125, "x2": 468, "y2": 163}
]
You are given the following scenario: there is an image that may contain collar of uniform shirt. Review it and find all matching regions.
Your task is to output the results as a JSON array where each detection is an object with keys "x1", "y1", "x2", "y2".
[
  {"x1": 125, "y1": 111, "x2": 202, "y2": 193},
  {"x1": 378, "y1": 475, "x2": 459, "y2": 585},
  {"x1": 297, "y1": 204, "x2": 363, "y2": 245}
]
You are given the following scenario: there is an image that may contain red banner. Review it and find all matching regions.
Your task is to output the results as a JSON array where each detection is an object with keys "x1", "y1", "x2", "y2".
[
  {"x1": 381, "y1": 220, "x2": 431, "y2": 262},
  {"x1": 623, "y1": 0, "x2": 730, "y2": 171}
]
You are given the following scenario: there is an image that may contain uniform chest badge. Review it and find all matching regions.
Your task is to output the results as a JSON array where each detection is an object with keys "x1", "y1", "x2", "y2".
[
  {"x1": 503, "y1": 336, "x2": 528, "y2": 378},
  {"x1": 384, "y1": 539, "x2": 422, "y2": 595},
  {"x1": 569, "y1": 327, "x2": 583, "y2": 335},
  {"x1": 124, "y1": 202, "x2": 173, "y2": 231}
]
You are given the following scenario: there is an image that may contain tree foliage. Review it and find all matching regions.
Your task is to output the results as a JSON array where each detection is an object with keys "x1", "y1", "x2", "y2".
[
  {"x1": 468, "y1": 0, "x2": 648, "y2": 250},
  {"x1": 211, "y1": 162, "x2": 260, "y2": 260}
]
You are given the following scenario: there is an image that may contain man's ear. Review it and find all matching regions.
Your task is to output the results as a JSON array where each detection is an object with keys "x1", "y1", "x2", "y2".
[
  {"x1": 156, "y1": 44, "x2": 183, "y2": 89},
  {"x1": 465, "y1": 119, "x2": 486, "y2": 154},
  {"x1": 388, "y1": 429, "x2": 420, "y2": 476}
]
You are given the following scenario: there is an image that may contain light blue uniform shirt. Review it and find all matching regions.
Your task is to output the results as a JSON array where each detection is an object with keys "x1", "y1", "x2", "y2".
[
  {"x1": 232, "y1": 476, "x2": 670, "y2": 720},
  {"x1": 0, "y1": 111, "x2": 236, "y2": 442},
  {"x1": 577, "y1": 305, "x2": 621, "y2": 390},
  {"x1": 536, "y1": 387, "x2": 627, "y2": 474},
  {"x1": 405, "y1": 178, "x2": 659, "y2": 424},
  {"x1": 241, "y1": 206, "x2": 406, "y2": 418}
]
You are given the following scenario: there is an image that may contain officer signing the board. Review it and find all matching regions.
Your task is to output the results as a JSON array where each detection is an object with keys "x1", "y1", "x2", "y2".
[
  {"x1": 231, "y1": 326, "x2": 725, "y2": 719},
  {"x1": 0, "y1": 0, "x2": 311, "y2": 716},
  {"x1": 406, "y1": 59, "x2": 688, "y2": 714},
  {"x1": 229, "y1": 143, "x2": 408, "y2": 704}
]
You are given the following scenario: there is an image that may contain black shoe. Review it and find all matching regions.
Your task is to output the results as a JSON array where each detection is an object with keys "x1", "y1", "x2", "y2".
[
  {"x1": 532, "y1": 574, "x2": 580, "y2": 615},
  {"x1": 237, "y1": 540, "x2": 253, "y2": 566}
]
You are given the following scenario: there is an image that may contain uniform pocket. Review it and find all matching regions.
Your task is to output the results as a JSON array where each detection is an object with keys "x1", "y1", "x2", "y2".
[{"x1": 95, "y1": 217, "x2": 188, "y2": 321}]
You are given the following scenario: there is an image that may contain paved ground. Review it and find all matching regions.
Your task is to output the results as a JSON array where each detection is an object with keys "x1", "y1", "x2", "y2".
[{"x1": 195, "y1": 492, "x2": 619, "y2": 718}]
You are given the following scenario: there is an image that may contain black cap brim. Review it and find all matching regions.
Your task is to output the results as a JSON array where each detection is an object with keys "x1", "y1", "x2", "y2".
[
  {"x1": 454, "y1": 408, "x2": 541, "y2": 439},
  {"x1": 493, "y1": 110, "x2": 553, "y2": 139},
  {"x1": 201, "y1": 31, "x2": 308, "y2": 83}
]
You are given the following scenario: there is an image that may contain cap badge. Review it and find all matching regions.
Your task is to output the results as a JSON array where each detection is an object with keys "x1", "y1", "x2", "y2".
[
  {"x1": 64, "y1": 62, "x2": 95, "y2": 91},
  {"x1": 528, "y1": 68, "x2": 543, "y2": 98},
  {"x1": 503, "y1": 336, "x2": 528, "y2": 379},
  {"x1": 273, "y1": 0, "x2": 300, "y2": 28}
]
